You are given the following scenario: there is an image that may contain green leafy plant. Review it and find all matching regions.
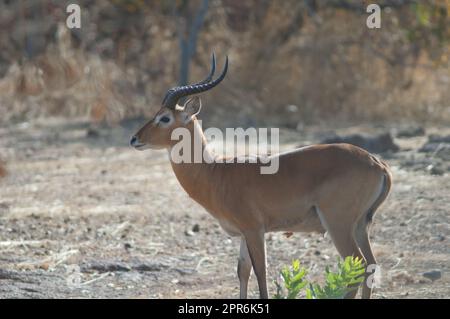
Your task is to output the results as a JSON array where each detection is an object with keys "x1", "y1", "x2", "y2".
[
  {"x1": 274, "y1": 259, "x2": 308, "y2": 299},
  {"x1": 274, "y1": 256, "x2": 366, "y2": 299}
]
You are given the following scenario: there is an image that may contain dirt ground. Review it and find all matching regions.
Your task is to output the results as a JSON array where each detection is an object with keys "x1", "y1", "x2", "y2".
[{"x1": 0, "y1": 117, "x2": 448, "y2": 299}]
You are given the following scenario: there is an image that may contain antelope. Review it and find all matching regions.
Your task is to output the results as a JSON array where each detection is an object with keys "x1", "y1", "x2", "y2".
[{"x1": 130, "y1": 54, "x2": 393, "y2": 299}]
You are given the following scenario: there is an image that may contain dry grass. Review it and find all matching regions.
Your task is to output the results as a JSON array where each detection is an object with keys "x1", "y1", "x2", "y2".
[
  {"x1": 0, "y1": 24, "x2": 149, "y2": 126},
  {"x1": 0, "y1": 2, "x2": 448, "y2": 127},
  {"x1": 232, "y1": 3, "x2": 450, "y2": 125}
]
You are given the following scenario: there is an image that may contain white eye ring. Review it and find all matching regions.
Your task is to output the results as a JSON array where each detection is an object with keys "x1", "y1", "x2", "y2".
[{"x1": 156, "y1": 114, "x2": 173, "y2": 126}]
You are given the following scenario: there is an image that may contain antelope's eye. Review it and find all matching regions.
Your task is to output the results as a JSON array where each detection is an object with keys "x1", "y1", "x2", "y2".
[{"x1": 159, "y1": 116, "x2": 170, "y2": 123}]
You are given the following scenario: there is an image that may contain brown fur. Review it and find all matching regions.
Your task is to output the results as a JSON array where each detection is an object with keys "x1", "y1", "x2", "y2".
[{"x1": 132, "y1": 100, "x2": 393, "y2": 299}]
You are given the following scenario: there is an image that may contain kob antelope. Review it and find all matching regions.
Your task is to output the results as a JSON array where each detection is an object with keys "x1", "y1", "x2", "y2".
[{"x1": 131, "y1": 54, "x2": 392, "y2": 299}]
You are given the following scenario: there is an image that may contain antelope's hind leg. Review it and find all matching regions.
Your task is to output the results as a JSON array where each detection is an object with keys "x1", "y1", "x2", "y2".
[
  {"x1": 315, "y1": 206, "x2": 365, "y2": 299},
  {"x1": 354, "y1": 218, "x2": 377, "y2": 299},
  {"x1": 237, "y1": 237, "x2": 252, "y2": 299}
]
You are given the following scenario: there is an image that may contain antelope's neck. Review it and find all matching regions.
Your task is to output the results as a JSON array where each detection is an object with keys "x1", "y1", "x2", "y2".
[{"x1": 169, "y1": 120, "x2": 218, "y2": 209}]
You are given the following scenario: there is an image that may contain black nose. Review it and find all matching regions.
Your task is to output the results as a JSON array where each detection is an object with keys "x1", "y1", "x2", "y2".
[{"x1": 130, "y1": 136, "x2": 137, "y2": 146}]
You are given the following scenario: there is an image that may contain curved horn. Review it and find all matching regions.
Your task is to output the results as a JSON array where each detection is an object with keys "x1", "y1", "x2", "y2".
[
  {"x1": 162, "y1": 53, "x2": 215, "y2": 107},
  {"x1": 194, "y1": 52, "x2": 216, "y2": 85},
  {"x1": 162, "y1": 55, "x2": 228, "y2": 109}
]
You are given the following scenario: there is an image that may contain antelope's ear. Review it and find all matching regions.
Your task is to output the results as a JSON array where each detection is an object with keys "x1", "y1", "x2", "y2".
[{"x1": 183, "y1": 96, "x2": 202, "y2": 119}]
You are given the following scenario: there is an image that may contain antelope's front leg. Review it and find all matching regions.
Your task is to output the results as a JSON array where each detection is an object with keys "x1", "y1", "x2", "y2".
[
  {"x1": 237, "y1": 237, "x2": 252, "y2": 299},
  {"x1": 243, "y1": 230, "x2": 268, "y2": 299}
]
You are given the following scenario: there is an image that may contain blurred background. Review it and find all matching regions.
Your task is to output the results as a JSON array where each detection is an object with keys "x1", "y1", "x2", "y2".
[
  {"x1": 0, "y1": 1, "x2": 449, "y2": 299},
  {"x1": 0, "y1": 0, "x2": 449, "y2": 128}
]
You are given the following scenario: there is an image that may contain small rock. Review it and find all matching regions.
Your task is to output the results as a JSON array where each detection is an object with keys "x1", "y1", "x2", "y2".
[
  {"x1": 314, "y1": 250, "x2": 321, "y2": 256},
  {"x1": 426, "y1": 164, "x2": 444, "y2": 176},
  {"x1": 321, "y1": 132, "x2": 399, "y2": 154},
  {"x1": 82, "y1": 261, "x2": 131, "y2": 273},
  {"x1": 39, "y1": 262, "x2": 51, "y2": 271},
  {"x1": 192, "y1": 224, "x2": 200, "y2": 232},
  {"x1": 422, "y1": 270, "x2": 442, "y2": 282},
  {"x1": 419, "y1": 139, "x2": 450, "y2": 161},
  {"x1": 185, "y1": 230, "x2": 195, "y2": 237},
  {"x1": 86, "y1": 128, "x2": 100, "y2": 138},
  {"x1": 286, "y1": 104, "x2": 298, "y2": 113},
  {"x1": 428, "y1": 134, "x2": 450, "y2": 143},
  {"x1": 133, "y1": 262, "x2": 168, "y2": 272},
  {"x1": 396, "y1": 126, "x2": 425, "y2": 138},
  {"x1": 124, "y1": 243, "x2": 132, "y2": 250}
]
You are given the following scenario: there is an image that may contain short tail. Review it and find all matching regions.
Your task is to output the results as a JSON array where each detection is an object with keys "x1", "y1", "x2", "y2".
[{"x1": 366, "y1": 160, "x2": 393, "y2": 223}]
